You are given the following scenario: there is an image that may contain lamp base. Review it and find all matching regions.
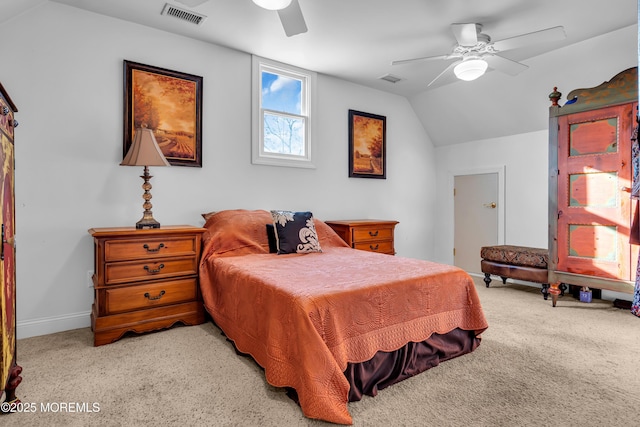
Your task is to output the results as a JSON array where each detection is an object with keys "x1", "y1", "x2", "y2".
[{"x1": 136, "y1": 217, "x2": 161, "y2": 229}]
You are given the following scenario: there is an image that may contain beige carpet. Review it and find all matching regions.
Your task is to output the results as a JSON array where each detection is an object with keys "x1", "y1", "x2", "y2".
[{"x1": 6, "y1": 277, "x2": 640, "y2": 426}]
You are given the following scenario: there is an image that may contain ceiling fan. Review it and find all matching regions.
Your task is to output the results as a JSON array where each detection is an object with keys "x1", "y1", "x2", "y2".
[
  {"x1": 392, "y1": 23, "x2": 566, "y2": 87},
  {"x1": 252, "y1": 0, "x2": 308, "y2": 37}
]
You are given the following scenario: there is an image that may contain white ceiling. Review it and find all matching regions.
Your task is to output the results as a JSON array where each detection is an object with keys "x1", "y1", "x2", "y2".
[
  {"x1": 2, "y1": 0, "x2": 638, "y2": 144},
  {"x1": 36, "y1": 0, "x2": 636, "y2": 97}
]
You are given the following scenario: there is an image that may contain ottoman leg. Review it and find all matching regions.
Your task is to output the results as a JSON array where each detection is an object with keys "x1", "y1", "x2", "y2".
[
  {"x1": 559, "y1": 283, "x2": 567, "y2": 296},
  {"x1": 483, "y1": 273, "x2": 492, "y2": 287},
  {"x1": 541, "y1": 283, "x2": 549, "y2": 300},
  {"x1": 500, "y1": 276, "x2": 507, "y2": 284}
]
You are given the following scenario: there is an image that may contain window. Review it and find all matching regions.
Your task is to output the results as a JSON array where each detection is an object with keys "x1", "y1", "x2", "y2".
[{"x1": 252, "y1": 55, "x2": 316, "y2": 168}]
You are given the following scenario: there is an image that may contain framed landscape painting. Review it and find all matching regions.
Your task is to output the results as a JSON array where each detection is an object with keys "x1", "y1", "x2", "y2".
[
  {"x1": 123, "y1": 60, "x2": 203, "y2": 167},
  {"x1": 348, "y1": 109, "x2": 386, "y2": 179}
]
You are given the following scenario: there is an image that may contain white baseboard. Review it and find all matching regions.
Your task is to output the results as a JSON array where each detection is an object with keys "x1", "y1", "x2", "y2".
[{"x1": 17, "y1": 311, "x2": 91, "y2": 339}]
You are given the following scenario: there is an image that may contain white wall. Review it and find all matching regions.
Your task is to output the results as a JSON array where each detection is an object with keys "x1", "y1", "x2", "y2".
[
  {"x1": 433, "y1": 130, "x2": 549, "y2": 266},
  {"x1": 2, "y1": 2, "x2": 436, "y2": 338}
]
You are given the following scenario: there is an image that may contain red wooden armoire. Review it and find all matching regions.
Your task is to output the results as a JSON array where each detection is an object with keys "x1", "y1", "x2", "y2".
[
  {"x1": 548, "y1": 68, "x2": 638, "y2": 305},
  {"x1": 0, "y1": 82, "x2": 20, "y2": 408}
]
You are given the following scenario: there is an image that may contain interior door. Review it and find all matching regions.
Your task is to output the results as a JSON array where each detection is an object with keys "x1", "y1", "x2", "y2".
[
  {"x1": 556, "y1": 103, "x2": 636, "y2": 280},
  {"x1": 454, "y1": 173, "x2": 499, "y2": 273}
]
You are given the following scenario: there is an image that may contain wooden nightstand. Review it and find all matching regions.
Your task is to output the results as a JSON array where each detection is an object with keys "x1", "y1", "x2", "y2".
[
  {"x1": 89, "y1": 225, "x2": 206, "y2": 346},
  {"x1": 325, "y1": 220, "x2": 398, "y2": 255}
]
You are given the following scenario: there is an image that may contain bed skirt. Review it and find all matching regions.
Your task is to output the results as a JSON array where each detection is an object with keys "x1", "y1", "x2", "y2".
[
  {"x1": 280, "y1": 327, "x2": 480, "y2": 404},
  {"x1": 344, "y1": 328, "x2": 480, "y2": 401}
]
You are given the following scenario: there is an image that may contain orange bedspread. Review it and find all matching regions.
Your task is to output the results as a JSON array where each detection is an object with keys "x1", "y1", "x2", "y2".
[{"x1": 199, "y1": 210, "x2": 488, "y2": 424}]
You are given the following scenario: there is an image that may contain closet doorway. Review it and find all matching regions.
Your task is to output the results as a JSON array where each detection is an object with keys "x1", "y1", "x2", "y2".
[{"x1": 453, "y1": 169, "x2": 504, "y2": 274}]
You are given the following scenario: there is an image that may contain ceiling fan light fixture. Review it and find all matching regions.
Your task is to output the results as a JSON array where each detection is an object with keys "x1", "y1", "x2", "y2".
[
  {"x1": 252, "y1": 0, "x2": 292, "y2": 11},
  {"x1": 454, "y1": 58, "x2": 488, "y2": 81}
]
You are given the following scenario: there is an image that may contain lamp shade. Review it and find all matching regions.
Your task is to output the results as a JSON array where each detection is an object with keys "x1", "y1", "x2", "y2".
[
  {"x1": 121, "y1": 126, "x2": 170, "y2": 167},
  {"x1": 252, "y1": 0, "x2": 292, "y2": 10},
  {"x1": 454, "y1": 58, "x2": 488, "y2": 82}
]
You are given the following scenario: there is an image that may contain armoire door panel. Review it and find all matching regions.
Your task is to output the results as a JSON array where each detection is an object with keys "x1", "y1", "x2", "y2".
[
  {"x1": 557, "y1": 103, "x2": 633, "y2": 280},
  {"x1": 569, "y1": 118, "x2": 618, "y2": 155},
  {"x1": 568, "y1": 172, "x2": 618, "y2": 207},
  {"x1": 562, "y1": 223, "x2": 623, "y2": 278},
  {"x1": 568, "y1": 224, "x2": 618, "y2": 260}
]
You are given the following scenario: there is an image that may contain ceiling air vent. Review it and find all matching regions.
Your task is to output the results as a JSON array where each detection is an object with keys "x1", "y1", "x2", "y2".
[
  {"x1": 379, "y1": 74, "x2": 403, "y2": 84},
  {"x1": 161, "y1": 3, "x2": 207, "y2": 25}
]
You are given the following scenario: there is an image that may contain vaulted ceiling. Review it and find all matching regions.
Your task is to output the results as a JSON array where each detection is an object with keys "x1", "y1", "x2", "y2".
[{"x1": 2, "y1": 0, "x2": 637, "y2": 145}]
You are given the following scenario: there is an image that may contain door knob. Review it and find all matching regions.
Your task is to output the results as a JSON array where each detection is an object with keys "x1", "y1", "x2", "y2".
[{"x1": 483, "y1": 202, "x2": 497, "y2": 208}]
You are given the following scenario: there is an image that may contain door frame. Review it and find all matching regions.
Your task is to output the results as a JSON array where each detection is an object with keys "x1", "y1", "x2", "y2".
[{"x1": 448, "y1": 166, "x2": 506, "y2": 266}]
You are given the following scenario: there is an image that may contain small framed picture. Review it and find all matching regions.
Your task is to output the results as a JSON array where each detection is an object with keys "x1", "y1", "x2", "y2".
[
  {"x1": 123, "y1": 60, "x2": 203, "y2": 167},
  {"x1": 348, "y1": 109, "x2": 386, "y2": 179}
]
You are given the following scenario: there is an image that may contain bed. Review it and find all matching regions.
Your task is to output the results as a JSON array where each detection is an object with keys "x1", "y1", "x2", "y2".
[{"x1": 198, "y1": 209, "x2": 488, "y2": 424}]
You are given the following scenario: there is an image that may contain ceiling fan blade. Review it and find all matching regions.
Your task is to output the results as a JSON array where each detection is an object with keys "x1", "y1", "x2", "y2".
[
  {"x1": 277, "y1": 0, "x2": 308, "y2": 37},
  {"x1": 451, "y1": 23, "x2": 480, "y2": 46},
  {"x1": 492, "y1": 26, "x2": 566, "y2": 52},
  {"x1": 391, "y1": 54, "x2": 450, "y2": 66},
  {"x1": 428, "y1": 61, "x2": 461, "y2": 88},
  {"x1": 484, "y1": 54, "x2": 529, "y2": 76}
]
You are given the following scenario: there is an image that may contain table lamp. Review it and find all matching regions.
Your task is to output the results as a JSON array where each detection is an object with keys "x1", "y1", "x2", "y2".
[{"x1": 120, "y1": 125, "x2": 170, "y2": 229}]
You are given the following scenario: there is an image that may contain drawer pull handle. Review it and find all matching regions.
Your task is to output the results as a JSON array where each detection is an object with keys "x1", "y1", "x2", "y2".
[
  {"x1": 369, "y1": 244, "x2": 379, "y2": 251},
  {"x1": 144, "y1": 290, "x2": 166, "y2": 301},
  {"x1": 143, "y1": 263, "x2": 165, "y2": 274},
  {"x1": 143, "y1": 243, "x2": 165, "y2": 253},
  {"x1": 368, "y1": 230, "x2": 379, "y2": 237}
]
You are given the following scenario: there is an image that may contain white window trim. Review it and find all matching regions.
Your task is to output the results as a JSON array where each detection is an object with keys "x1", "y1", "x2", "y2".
[{"x1": 251, "y1": 55, "x2": 317, "y2": 168}]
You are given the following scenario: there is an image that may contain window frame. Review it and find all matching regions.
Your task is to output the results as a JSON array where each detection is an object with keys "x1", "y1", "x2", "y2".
[{"x1": 251, "y1": 55, "x2": 317, "y2": 168}]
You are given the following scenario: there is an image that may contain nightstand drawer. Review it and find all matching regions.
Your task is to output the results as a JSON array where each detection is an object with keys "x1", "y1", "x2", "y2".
[
  {"x1": 105, "y1": 277, "x2": 198, "y2": 314},
  {"x1": 354, "y1": 240, "x2": 394, "y2": 254},
  {"x1": 352, "y1": 226, "x2": 394, "y2": 243},
  {"x1": 104, "y1": 236, "x2": 198, "y2": 262},
  {"x1": 104, "y1": 256, "x2": 198, "y2": 285}
]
